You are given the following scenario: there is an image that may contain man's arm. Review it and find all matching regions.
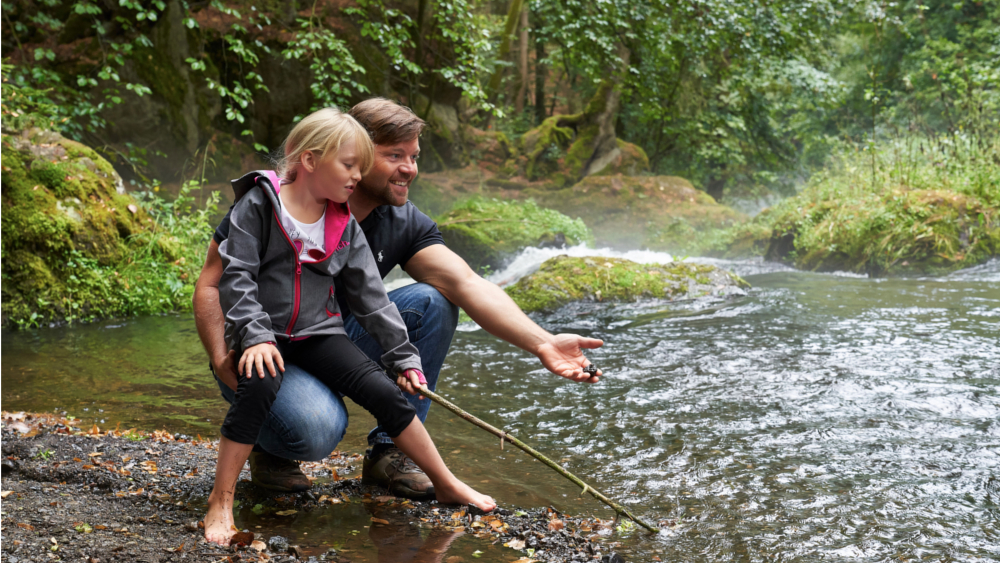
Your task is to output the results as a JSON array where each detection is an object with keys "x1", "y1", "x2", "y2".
[
  {"x1": 192, "y1": 239, "x2": 239, "y2": 391},
  {"x1": 403, "y1": 244, "x2": 602, "y2": 383}
]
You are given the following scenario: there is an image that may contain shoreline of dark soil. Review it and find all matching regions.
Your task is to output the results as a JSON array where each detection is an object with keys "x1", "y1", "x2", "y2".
[{"x1": 2, "y1": 412, "x2": 631, "y2": 563}]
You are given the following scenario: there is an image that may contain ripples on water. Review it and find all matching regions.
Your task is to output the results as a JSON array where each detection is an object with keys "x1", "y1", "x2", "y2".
[{"x1": 3, "y1": 252, "x2": 998, "y2": 562}]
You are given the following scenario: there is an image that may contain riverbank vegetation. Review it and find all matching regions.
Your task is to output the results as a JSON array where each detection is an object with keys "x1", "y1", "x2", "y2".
[
  {"x1": 715, "y1": 133, "x2": 1000, "y2": 274},
  {"x1": 436, "y1": 197, "x2": 593, "y2": 273},
  {"x1": 1, "y1": 88, "x2": 218, "y2": 327}
]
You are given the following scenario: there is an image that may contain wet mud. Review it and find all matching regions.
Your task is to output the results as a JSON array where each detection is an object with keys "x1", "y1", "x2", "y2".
[{"x1": 2, "y1": 412, "x2": 630, "y2": 563}]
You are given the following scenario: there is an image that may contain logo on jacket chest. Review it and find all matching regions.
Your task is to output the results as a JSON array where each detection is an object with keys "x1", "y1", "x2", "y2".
[{"x1": 377, "y1": 250, "x2": 384, "y2": 263}]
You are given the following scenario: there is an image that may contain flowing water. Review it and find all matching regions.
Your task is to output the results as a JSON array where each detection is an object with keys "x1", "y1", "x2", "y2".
[{"x1": 3, "y1": 249, "x2": 999, "y2": 562}]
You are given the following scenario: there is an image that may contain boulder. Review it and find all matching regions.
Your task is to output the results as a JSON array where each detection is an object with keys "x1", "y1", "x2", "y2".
[
  {"x1": 742, "y1": 186, "x2": 1000, "y2": 275},
  {"x1": 0, "y1": 129, "x2": 170, "y2": 326},
  {"x1": 505, "y1": 255, "x2": 750, "y2": 313},
  {"x1": 436, "y1": 198, "x2": 593, "y2": 273}
]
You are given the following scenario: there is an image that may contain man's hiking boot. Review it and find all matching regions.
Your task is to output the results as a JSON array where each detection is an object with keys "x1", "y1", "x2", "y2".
[
  {"x1": 362, "y1": 447, "x2": 435, "y2": 500},
  {"x1": 249, "y1": 451, "x2": 311, "y2": 492}
]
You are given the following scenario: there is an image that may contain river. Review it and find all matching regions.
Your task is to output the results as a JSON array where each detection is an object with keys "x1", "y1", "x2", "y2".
[{"x1": 3, "y1": 249, "x2": 998, "y2": 562}]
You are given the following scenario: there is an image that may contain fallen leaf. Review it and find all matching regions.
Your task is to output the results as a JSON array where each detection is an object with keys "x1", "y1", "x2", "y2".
[
  {"x1": 250, "y1": 540, "x2": 267, "y2": 552},
  {"x1": 88, "y1": 452, "x2": 103, "y2": 457},
  {"x1": 450, "y1": 510, "x2": 466, "y2": 520},
  {"x1": 163, "y1": 543, "x2": 185, "y2": 553},
  {"x1": 8, "y1": 421, "x2": 30, "y2": 433},
  {"x1": 505, "y1": 539, "x2": 526, "y2": 550},
  {"x1": 512, "y1": 559, "x2": 538, "y2": 563},
  {"x1": 16, "y1": 523, "x2": 34, "y2": 530},
  {"x1": 370, "y1": 517, "x2": 389, "y2": 525},
  {"x1": 0, "y1": 491, "x2": 13, "y2": 499},
  {"x1": 275, "y1": 510, "x2": 297, "y2": 516},
  {"x1": 229, "y1": 531, "x2": 254, "y2": 546},
  {"x1": 548, "y1": 519, "x2": 564, "y2": 531},
  {"x1": 127, "y1": 204, "x2": 138, "y2": 215},
  {"x1": 374, "y1": 495, "x2": 396, "y2": 503},
  {"x1": 94, "y1": 525, "x2": 108, "y2": 530},
  {"x1": 73, "y1": 457, "x2": 83, "y2": 462}
]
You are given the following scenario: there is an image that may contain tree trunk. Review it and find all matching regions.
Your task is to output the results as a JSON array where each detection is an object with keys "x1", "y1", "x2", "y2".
[
  {"x1": 534, "y1": 27, "x2": 546, "y2": 123},
  {"x1": 515, "y1": 6, "x2": 529, "y2": 114},
  {"x1": 485, "y1": 0, "x2": 526, "y2": 103}
]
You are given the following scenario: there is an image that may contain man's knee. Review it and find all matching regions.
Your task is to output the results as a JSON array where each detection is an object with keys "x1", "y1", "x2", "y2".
[
  {"x1": 395, "y1": 283, "x2": 458, "y2": 335},
  {"x1": 258, "y1": 365, "x2": 349, "y2": 461}
]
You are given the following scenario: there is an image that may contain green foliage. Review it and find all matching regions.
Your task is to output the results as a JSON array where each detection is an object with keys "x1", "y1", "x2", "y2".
[
  {"x1": 1, "y1": 129, "x2": 218, "y2": 328},
  {"x1": 121, "y1": 429, "x2": 146, "y2": 441},
  {"x1": 345, "y1": 0, "x2": 498, "y2": 115},
  {"x1": 1, "y1": 0, "x2": 161, "y2": 139},
  {"x1": 436, "y1": 197, "x2": 593, "y2": 272},
  {"x1": 717, "y1": 130, "x2": 1000, "y2": 274},
  {"x1": 283, "y1": 17, "x2": 368, "y2": 112}
]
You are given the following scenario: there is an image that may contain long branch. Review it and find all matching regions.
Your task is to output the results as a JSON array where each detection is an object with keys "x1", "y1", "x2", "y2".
[{"x1": 418, "y1": 385, "x2": 659, "y2": 533}]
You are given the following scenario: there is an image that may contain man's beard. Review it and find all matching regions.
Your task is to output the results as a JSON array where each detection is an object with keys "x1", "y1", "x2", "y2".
[{"x1": 358, "y1": 175, "x2": 408, "y2": 207}]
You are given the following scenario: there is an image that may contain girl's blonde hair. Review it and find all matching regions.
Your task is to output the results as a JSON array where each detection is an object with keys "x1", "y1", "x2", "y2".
[{"x1": 276, "y1": 108, "x2": 375, "y2": 181}]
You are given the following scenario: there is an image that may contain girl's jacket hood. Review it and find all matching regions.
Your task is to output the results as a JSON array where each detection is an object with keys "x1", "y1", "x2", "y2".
[{"x1": 218, "y1": 170, "x2": 422, "y2": 375}]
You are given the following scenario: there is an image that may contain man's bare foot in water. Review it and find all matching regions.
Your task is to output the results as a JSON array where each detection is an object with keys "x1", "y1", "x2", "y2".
[
  {"x1": 204, "y1": 490, "x2": 236, "y2": 546},
  {"x1": 434, "y1": 479, "x2": 496, "y2": 512}
]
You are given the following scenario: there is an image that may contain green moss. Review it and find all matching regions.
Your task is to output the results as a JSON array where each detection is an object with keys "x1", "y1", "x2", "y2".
[
  {"x1": 713, "y1": 138, "x2": 1000, "y2": 275},
  {"x1": 436, "y1": 198, "x2": 594, "y2": 273},
  {"x1": 1, "y1": 130, "x2": 215, "y2": 328},
  {"x1": 505, "y1": 255, "x2": 750, "y2": 313},
  {"x1": 522, "y1": 115, "x2": 577, "y2": 182}
]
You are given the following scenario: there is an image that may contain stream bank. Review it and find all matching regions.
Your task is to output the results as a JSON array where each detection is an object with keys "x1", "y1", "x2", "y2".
[{"x1": 1, "y1": 412, "x2": 632, "y2": 563}]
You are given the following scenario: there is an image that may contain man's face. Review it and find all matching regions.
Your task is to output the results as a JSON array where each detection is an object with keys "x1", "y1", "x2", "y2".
[{"x1": 357, "y1": 137, "x2": 420, "y2": 207}]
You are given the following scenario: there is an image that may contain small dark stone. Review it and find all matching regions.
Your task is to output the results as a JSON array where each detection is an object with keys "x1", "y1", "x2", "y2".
[
  {"x1": 602, "y1": 553, "x2": 626, "y2": 563},
  {"x1": 268, "y1": 535, "x2": 289, "y2": 553},
  {"x1": 584, "y1": 364, "x2": 599, "y2": 376}
]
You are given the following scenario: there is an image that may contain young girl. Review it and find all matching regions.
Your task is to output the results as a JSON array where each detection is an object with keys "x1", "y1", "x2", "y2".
[{"x1": 206, "y1": 108, "x2": 495, "y2": 545}]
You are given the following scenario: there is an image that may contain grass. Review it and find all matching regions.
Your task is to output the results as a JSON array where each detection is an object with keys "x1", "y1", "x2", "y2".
[{"x1": 713, "y1": 131, "x2": 1000, "y2": 275}]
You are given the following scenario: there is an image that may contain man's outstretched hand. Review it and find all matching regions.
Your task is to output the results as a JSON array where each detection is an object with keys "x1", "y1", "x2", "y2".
[{"x1": 535, "y1": 334, "x2": 604, "y2": 383}]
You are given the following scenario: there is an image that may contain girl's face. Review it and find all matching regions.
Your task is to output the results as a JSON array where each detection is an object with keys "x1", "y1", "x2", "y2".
[{"x1": 311, "y1": 140, "x2": 362, "y2": 204}]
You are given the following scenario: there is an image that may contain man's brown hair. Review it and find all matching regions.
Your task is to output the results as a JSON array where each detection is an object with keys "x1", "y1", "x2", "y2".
[{"x1": 349, "y1": 98, "x2": 426, "y2": 146}]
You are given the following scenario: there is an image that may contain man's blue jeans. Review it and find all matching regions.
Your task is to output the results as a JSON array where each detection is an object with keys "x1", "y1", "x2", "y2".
[{"x1": 215, "y1": 283, "x2": 459, "y2": 461}]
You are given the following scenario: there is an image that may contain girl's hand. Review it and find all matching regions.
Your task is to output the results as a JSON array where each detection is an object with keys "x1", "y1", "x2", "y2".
[
  {"x1": 397, "y1": 368, "x2": 427, "y2": 399},
  {"x1": 239, "y1": 342, "x2": 285, "y2": 379}
]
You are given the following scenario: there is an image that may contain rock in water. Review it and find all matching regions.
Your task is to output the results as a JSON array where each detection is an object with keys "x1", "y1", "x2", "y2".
[{"x1": 504, "y1": 255, "x2": 749, "y2": 313}]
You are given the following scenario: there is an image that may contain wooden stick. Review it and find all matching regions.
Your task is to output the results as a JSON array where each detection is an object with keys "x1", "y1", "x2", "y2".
[{"x1": 418, "y1": 385, "x2": 658, "y2": 533}]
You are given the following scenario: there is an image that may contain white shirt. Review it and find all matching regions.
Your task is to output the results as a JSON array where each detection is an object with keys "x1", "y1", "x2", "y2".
[{"x1": 279, "y1": 200, "x2": 326, "y2": 262}]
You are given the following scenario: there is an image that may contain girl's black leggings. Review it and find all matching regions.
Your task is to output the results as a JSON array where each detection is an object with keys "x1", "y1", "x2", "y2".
[{"x1": 220, "y1": 334, "x2": 417, "y2": 445}]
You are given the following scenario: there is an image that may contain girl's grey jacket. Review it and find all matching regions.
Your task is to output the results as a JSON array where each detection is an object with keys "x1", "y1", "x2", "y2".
[{"x1": 218, "y1": 170, "x2": 422, "y2": 375}]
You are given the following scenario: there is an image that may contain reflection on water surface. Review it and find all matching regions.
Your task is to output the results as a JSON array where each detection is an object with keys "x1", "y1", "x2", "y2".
[{"x1": 3, "y1": 257, "x2": 999, "y2": 562}]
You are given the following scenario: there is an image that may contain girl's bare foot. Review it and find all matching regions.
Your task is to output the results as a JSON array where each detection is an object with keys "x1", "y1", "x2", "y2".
[
  {"x1": 204, "y1": 491, "x2": 236, "y2": 546},
  {"x1": 435, "y1": 480, "x2": 496, "y2": 512}
]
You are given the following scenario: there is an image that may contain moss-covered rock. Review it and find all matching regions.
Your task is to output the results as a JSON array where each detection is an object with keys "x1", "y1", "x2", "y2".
[
  {"x1": 1, "y1": 129, "x2": 202, "y2": 327},
  {"x1": 436, "y1": 198, "x2": 594, "y2": 273},
  {"x1": 735, "y1": 186, "x2": 1000, "y2": 275},
  {"x1": 505, "y1": 255, "x2": 750, "y2": 313}
]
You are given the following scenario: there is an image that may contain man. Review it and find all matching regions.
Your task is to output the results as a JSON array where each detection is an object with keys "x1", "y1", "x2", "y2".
[{"x1": 193, "y1": 98, "x2": 602, "y2": 499}]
